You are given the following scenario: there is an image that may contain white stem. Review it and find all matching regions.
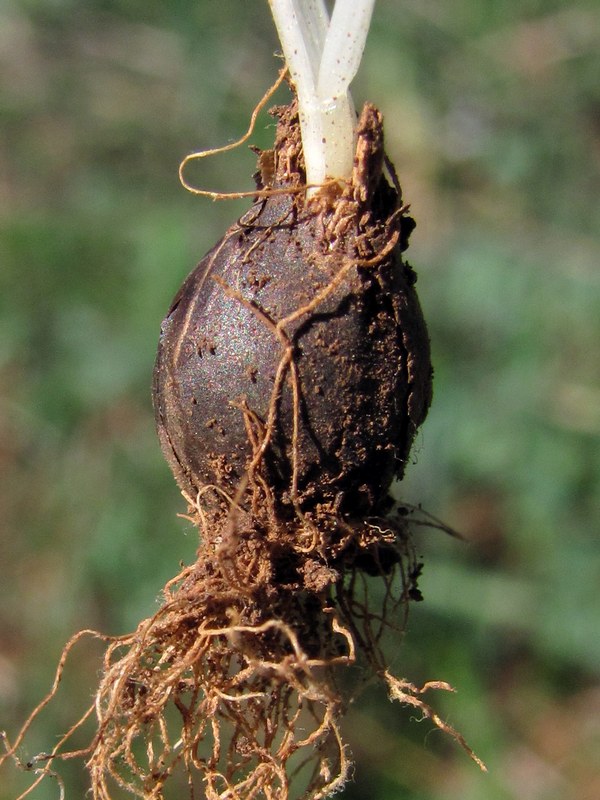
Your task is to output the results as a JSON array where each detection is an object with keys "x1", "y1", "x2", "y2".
[
  {"x1": 268, "y1": 0, "x2": 375, "y2": 191},
  {"x1": 317, "y1": 0, "x2": 375, "y2": 99},
  {"x1": 297, "y1": 0, "x2": 329, "y2": 71}
]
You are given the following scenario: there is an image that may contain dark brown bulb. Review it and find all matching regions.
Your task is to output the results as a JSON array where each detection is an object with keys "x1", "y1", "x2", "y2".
[{"x1": 153, "y1": 103, "x2": 432, "y2": 520}]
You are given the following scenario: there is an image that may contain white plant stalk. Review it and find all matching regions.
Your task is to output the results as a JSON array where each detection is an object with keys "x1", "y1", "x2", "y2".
[{"x1": 268, "y1": 0, "x2": 376, "y2": 191}]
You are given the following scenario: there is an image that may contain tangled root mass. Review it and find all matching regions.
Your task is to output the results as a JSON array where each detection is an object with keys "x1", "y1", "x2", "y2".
[{"x1": 85, "y1": 512, "x2": 425, "y2": 800}]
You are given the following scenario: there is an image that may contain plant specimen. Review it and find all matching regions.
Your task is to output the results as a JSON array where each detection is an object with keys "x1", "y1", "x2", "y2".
[{"x1": 1, "y1": 3, "x2": 484, "y2": 798}]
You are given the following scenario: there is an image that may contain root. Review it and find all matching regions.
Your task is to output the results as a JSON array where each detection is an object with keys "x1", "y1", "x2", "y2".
[
  {"x1": 86, "y1": 600, "x2": 349, "y2": 799},
  {"x1": 178, "y1": 67, "x2": 341, "y2": 202},
  {"x1": 3, "y1": 506, "x2": 482, "y2": 800},
  {"x1": 383, "y1": 674, "x2": 488, "y2": 772}
]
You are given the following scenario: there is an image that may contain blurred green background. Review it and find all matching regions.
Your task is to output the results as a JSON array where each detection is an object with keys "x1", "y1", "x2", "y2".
[{"x1": 1, "y1": 1, "x2": 599, "y2": 798}]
